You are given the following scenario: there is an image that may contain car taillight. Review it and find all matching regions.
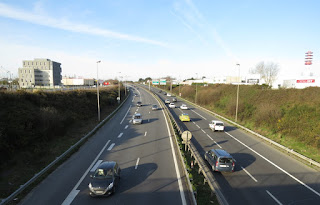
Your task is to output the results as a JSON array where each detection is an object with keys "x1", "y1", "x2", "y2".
[
  {"x1": 215, "y1": 161, "x2": 218, "y2": 170},
  {"x1": 232, "y1": 161, "x2": 235, "y2": 172}
]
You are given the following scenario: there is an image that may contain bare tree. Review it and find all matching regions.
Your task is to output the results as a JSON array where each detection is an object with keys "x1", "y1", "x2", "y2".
[{"x1": 250, "y1": 61, "x2": 280, "y2": 86}]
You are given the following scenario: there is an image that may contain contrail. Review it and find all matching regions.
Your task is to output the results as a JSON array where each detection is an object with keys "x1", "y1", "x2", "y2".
[{"x1": 0, "y1": 3, "x2": 168, "y2": 47}]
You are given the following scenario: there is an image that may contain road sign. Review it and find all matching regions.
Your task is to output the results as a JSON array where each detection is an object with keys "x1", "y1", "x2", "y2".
[
  {"x1": 181, "y1": 131, "x2": 192, "y2": 143},
  {"x1": 160, "y1": 79, "x2": 166, "y2": 85},
  {"x1": 152, "y1": 80, "x2": 159, "y2": 85}
]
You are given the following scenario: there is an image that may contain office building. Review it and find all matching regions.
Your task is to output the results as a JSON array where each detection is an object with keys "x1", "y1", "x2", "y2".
[{"x1": 18, "y1": 58, "x2": 62, "y2": 88}]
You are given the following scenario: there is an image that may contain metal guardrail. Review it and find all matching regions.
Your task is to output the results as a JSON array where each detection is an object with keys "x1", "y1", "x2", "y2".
[
  {"x1": 175, "y1": 96, "x2": 320, "y2": 168},
  {"x1": 145, "y1": 87, "x2": 228, "y2": 205},
  {"x1": 0, "y1": 92, "x2": 131, "y2": 205}
]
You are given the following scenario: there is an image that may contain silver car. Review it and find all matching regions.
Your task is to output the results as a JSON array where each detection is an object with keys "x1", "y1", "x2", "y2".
[
  {"x1": 132, "y1": 113, "x2": 142, "y2": 124},
  {"x1": 205, "y1": 149, "x2": 235, "y2": 172}
]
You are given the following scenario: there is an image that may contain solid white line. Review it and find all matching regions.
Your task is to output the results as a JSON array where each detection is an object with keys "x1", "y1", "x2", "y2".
[
  {"x1": 241, "y1": 166, "x2": 258, "y2": 182},
  {"x1": 107, "y1": 143, "x2": 115, "y2": 151},
  {"x1": 156, "y1": 97, "x2": 187, "y2": 205},
  {"x1": 191, "y1": 109, "x2": 207, "y2": 120},
  {"x1": 117, "y1": 133, "x2": 123, "y2": 138},
  {"x1": 62, "y1": 140, "x2": 111, "y2": 205},
  {"x1": 225, "y1": 131, "x2": 320, "y2": 197},
  {"x1": 125, "y1": 125, "x2": 129, "y2": 129},
  {"x1": 90, "y1": 160, "x2": 103, "y2": 172},
  {"x1": 120, "y1": 105, "x2": 132, "y2": 124},
  {"x1": 135, "y1": 158, "x2": 140, "y2": 169},
  {"x1": 144, "y1": 131, "x2": 147, "y2": 136},
  {"x1": 266, "y1": 190, "x2": 283, "y2": 205}
]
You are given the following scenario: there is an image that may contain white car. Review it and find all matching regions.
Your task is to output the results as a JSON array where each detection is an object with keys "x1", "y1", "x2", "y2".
[
  {"x1": 132, "y1": 113, "x2": 143, "y2": 124},
  {"x1": 180, "y1": 104, "x2": 188, "y2": 110},
  {"x1": 165, "y1": 99, "x2": 170, "y2": 104},
  {"x1": 209, "y1": 120, "x2": 224, "y2": 131},
  {"x1": 167, "y1": 93, "x2": 172, "y2": 96},
  {"x1": 169, "y1": 103, "x2": 175, "y2": 108}
]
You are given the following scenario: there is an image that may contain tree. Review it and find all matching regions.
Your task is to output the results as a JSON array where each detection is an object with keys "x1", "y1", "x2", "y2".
[
  {"x1": 250, "y1": 61, "x2": 280, "y2": 86},
  {"x1": 145, "y1": 77, "x2": 152, "y2": 81}
]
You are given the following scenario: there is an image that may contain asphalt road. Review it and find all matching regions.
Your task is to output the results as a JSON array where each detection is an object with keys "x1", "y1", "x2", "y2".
[
  {"x1": 151, "y1": 86, "x2": 320, "y2": 205},
  {"x1": 19, "y1": 86, "x2": 190, "y2": 205}
]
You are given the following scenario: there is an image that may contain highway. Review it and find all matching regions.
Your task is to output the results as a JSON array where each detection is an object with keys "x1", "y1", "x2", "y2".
[
  {"x1": 19, "y1": 86, "x2": 190, "y2": 205},
  {"x1": 150, "y1": 86, "x2": 320, "y2": 205}
]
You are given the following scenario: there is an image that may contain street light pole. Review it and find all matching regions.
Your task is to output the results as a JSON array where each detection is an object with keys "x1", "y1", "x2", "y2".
[
  {"x1": 195, "y1": 73, "x2": 198, "y2": 104},
  {"x1": 118, "y1": 72, "x2": 121, "y2": 102},
  {"x1": 96, "y1": 60, "x2": 101, "y2": 121},
  {"x1": 235, "y1": 63, "x2": 240, "y2": 122}
]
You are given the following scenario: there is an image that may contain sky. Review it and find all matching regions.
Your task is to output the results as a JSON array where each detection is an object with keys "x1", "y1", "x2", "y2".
[{"x1": 0, "y1": 0, "x2": 319, "y2": 82}]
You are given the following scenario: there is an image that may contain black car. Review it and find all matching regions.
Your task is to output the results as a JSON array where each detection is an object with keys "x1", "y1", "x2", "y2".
[{"x1": 88, "y1": 161, "x2": 121, "y2": 197}]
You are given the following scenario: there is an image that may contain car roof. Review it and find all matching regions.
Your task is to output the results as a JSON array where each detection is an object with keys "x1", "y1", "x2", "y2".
[
  {"x1": 98, "y1": 161, "x2": 117, "y2": 170},
  {"x1": 182, "y1": 113, "x2": 189, "y2": 115},
  {"x1": 134, "y1": 113, "x2": 141, "y2": 116},
  {"x1": 210, "y1": 149, "x2": 232, "y2": 158}
]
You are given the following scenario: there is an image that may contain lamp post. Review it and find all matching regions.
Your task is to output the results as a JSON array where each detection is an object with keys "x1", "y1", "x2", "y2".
[
  {"x1": 195, "y1": 73, "x2": 198, "y2": 104},
  {"x1": 235, "y1": 63, "x2": 240, "y2": 122},
  {"x1": 118, "y1": 72, "x2": 121, "y2": 103},
  {"x1": 96, "y1": 60, "x2": 101, "y2": 121}
]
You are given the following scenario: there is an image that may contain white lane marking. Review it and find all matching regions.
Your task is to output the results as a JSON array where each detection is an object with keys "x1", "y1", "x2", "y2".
[
  {"x1": 196, "y1": 124, "x2": 200, "y2": 128},
  {"x1": 62, "y1": 140, "x2": 111, "y2": 205},
  {"x1": 125, "y1": 125, "x2": 129, "y2": 129},
  {"x1": 136, "y1": 109, "x2": 139, "y2": 112},
  {"x1": 117, "y1": 133, "x2": 123, "y2": 138},
  {"x1": 191, "y1": 109, "x2": 207, "y2": 120},
  {"x1": 225, "y1": 131, "x2": 320, "y2": 197},
  {"x1": 266, "y1": 190, "x2": 283, "y2": 205},
  {"x1": 206, "y1": 134, "x2": 222, "y2": 148},
  {"x1": 192, "y1": 121, "x2": 196, "y2": 124},
  {"x1": 144, "y1": 131, "x2": 147, "y2": 136},
  {"x1": 107, "y1": 143, "x2": 115, "y2": 151},
  {"x1": 62, "y1": 190, "x2": 80, "y2": 205},
  {"x1": 148, "y1": 119, "x2": 150, "y2": 122},
  {"x1": 241, "y1": 166, "x2": 258, "y2": 182},
  {"x1": 201, "y1": 129, "x2": 206, "y2": 134},
  {"x1": 135, "y1": 158, "x2": 140, "y2": 169},
  {"x1": 149, "y1": 111, "x2": 150, "y2": 114},
  {"x1": 157, "y1": 99, "x2": 187, "y2": 205},
  {"x1": 90, "y1": 160, "x2": 103, "y2": 172},
  {"x1": 120, "y1": 105, "x2": 132, "y2": 124},
  {"x1": 134, "y1": 112, "x2": 137, "y2": 114}
]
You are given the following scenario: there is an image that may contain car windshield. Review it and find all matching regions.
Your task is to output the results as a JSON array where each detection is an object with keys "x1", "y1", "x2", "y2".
[
  {"x1": 134, "y1": 115, "x2": 141, "y2": 119},
  {"x1": 93, "y1": 168, "x2": 113, "y2": 179},
  {"x1": 219, "y1": 158, "x2": 233, "y2": 163}
]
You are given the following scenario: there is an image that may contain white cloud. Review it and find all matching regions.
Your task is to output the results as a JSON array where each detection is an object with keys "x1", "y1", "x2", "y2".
[{"x1": 0, "y1": 2, "x2": 168, "y2": 47}]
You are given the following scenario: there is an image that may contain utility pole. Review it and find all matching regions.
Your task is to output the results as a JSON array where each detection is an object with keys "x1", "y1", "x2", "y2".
[
  {"x1": 235, "y1": 64, "x2": 240, "y2": 122},
  {"x1": 96, "y1": 61, "x2": 101, "y2": 121}
]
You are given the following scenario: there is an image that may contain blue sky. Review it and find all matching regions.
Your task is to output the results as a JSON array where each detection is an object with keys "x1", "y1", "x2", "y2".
[{"x1": 0, "y1": 0, "x2": 319, "y2": 81}]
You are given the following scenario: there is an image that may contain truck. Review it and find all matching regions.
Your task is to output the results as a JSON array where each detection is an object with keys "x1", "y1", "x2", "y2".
[{"x1": 209, "y1": 120, "x2": 224, "y2": 132}]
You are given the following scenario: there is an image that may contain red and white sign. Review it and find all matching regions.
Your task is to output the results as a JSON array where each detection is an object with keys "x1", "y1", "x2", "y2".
[
  {"x1": 296, "y1": 79, "x2": 315, "y2": 83},
  {"x1": 103, "y1": 82, "x2": 110, "y2": 85}
]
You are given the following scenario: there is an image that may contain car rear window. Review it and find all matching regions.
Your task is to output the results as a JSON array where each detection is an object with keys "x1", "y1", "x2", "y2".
[
  {"x1": 219, "y1": 158, "x2": 233, "y2": 163},
  {"x1": 216, "y1": 123, "x2": 224, "y2": 126}
]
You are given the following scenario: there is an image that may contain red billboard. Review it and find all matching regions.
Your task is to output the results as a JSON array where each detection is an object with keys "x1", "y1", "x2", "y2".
[{"x1": 296, "y1": 79, "x2": 315, "y2": 83}]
